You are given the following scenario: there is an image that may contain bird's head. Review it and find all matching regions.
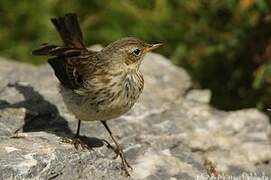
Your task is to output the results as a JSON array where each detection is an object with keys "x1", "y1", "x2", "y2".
[{"x1": 100, "y1": 37, "x2": 162, "y2": 70}]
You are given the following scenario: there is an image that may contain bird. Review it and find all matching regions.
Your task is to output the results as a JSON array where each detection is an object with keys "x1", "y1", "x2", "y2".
[{"x1": 32, "y1": 13, "x2": 162, "y2": 176}]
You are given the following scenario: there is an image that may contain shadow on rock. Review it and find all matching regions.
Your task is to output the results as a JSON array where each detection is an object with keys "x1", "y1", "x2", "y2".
[{"x1": 0, "y1": 82, "x2": 105, "y2": 149}]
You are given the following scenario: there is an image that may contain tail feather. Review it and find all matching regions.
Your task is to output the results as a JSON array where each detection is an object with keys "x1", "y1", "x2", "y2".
[
  {"x1": 32, "y1": 43, "x2": 82, "y2": 57},
  {"x1": 51, "y1": 13, "x2": 85, "y2": 48},
  {"x1": 32, "y1": 43, "x2": 58, "y2": 55},
  {"x1": 32, "y1": 13, "x2": 88, "y2": 89}
]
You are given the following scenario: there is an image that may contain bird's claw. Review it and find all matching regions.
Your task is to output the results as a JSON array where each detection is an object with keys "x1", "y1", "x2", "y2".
[
  {"x1": 113, "y1": 145, "x2": 133, "y2": 175},
  {"x1": 59, "y1": 136, "x2": 93, "y2": 151},
  {"x1": 102, "y1": 140, "x2": 132, "y2": 175}
]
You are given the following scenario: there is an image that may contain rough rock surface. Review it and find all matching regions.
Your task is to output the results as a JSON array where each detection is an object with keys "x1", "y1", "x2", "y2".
[{"x1": 0, "y1": 50, "x2": 271, "y2": 180}]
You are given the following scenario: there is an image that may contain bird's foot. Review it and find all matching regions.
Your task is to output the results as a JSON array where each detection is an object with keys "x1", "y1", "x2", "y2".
[
  {"x1": 59, "y1": 136, "x2": 93, "y2": 151},
  {"x1": 103, "y1": 140, "x2": 132, "y2": 176},
  {"x1": 111, "y1": 145, "x2": 132, "y2": 176},
  {"x1": 102, "y1": 140, "x2": 132, "y2": 176}
]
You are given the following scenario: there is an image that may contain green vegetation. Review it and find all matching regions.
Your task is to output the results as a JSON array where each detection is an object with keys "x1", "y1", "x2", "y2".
[{"x1": 0, "y1": 0, "x2": 270, "y2": 112}]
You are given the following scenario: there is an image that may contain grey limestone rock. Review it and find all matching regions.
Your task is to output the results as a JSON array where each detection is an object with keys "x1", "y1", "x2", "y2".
[{"x1": 0, "y1": 51, "x2": 270, "y2": 180}]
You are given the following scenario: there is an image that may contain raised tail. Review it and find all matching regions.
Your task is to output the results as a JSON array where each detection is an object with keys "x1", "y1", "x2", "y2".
[
  {"x1": 32, "y1": 13, "x2": 85, "y2": 56},
  {"x1": 51, "y1": 13, "x2": 85, "y2": 49},
  {"x1": 32, "y1": 13, "x2": 89, "y2": 89}
]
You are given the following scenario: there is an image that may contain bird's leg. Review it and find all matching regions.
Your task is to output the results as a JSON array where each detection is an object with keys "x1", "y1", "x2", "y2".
[
  {"x1": 60, "y1": 120, "x2": 90, "y2": 150},
  {"x1": 101, "y1": 121, "x2": 132, "y2": 176}
]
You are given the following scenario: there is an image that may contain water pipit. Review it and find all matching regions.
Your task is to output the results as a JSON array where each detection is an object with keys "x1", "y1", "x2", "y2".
[{"x1": 33, "y1": 13, "x2": 162, "y2": 176}]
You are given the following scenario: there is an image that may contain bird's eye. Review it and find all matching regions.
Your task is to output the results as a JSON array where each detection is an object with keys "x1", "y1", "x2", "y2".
[{"x1": 133, "y1": 49, "x2": 141, "y2": 56}]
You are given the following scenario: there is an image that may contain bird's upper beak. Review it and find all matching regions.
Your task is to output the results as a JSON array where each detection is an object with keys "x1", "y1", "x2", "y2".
[{"x1": 145, "y1": 43, "x2": 163, "y2": 52}]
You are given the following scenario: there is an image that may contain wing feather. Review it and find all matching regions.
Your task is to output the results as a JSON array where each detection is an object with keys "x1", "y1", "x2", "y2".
[{"x1": 32, "y1": 13, "x2": 98, "y2": 90}]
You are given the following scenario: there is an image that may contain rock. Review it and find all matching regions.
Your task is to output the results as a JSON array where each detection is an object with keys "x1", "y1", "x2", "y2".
[
  {"x1": 185, "y1": 89, "x2": 211, "y2": 104},
  {"x1": 0, "y1": 52, "x2": 270, "y2": 180}
]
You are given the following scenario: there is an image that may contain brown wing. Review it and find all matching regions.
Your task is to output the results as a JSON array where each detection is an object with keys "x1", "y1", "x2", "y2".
[
  {"x1": 64, "y1": 50, "x2": 98, "y2": 89},
  {"x1": 33, "y1": 44, "x2": 97, "y2": 90},
  {"x1": 32, "y1": 13, "x2": 97, "y2": 90}
]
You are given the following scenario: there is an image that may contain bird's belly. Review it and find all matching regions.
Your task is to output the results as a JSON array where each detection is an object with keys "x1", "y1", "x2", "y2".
[
  {"x1": 67, "y1": 97, "x2": 134, "y2": 121},
  {"x1": 60, "y1": 87, "x2": 136, "y2": 121}
]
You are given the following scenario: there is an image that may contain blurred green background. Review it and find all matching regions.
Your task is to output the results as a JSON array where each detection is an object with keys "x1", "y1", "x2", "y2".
[{"x1": 0, "y1": 0, "x2": 270, "y2": 113}]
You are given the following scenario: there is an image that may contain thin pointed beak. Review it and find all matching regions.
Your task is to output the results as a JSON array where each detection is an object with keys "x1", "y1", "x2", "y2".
[{"x1": 145, "y1": 43, "x2": 163, "y2": 52}]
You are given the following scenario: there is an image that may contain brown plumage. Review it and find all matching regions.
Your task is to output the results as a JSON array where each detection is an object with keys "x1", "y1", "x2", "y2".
[{"x1": 33, "y1": 13, "x2": 162, "y2": 176}]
